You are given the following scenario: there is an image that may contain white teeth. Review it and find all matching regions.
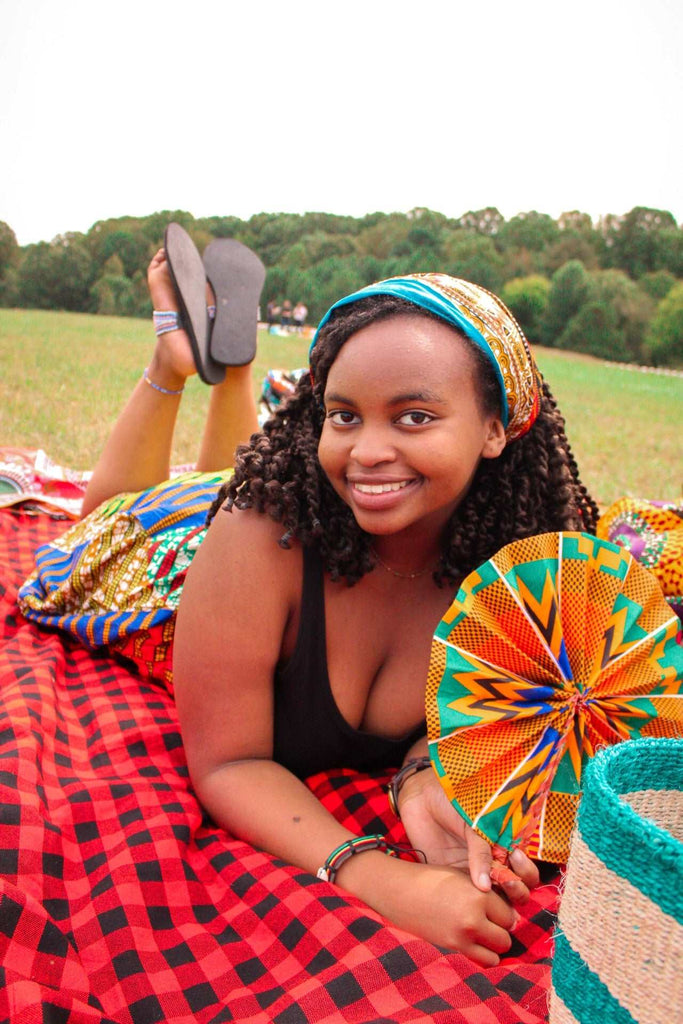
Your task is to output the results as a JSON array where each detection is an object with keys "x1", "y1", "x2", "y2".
[{"x1": 354, "y1": 480, "x2": 409, "y2": 494}]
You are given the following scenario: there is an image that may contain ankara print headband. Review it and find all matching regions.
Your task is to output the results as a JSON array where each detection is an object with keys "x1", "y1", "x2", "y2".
[{"x1": 310, "y1": 273, "x2": 542, "y2": 442}]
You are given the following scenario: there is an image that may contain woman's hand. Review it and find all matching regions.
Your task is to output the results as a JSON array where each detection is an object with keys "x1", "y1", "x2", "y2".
[
  {"x1": 396, "y1": 764, "x2": 539, "y2": 904},
  {"x1": 339, "y1": 851, "x2": 521, "y2": 967}
]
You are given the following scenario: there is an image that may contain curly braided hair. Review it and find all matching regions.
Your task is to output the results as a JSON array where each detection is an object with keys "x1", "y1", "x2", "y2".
[{"x1": 209, "y1": 295, "x2": 599, "y2": 586}]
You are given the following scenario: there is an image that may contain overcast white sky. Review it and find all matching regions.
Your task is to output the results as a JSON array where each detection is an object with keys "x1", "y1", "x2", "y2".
[{"x1": 1, "y1": 0, "x2": 681, "y2": 246}]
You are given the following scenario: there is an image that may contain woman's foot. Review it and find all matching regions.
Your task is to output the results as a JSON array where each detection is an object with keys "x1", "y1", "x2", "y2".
[
  {"x1": 146, "y1": 248, "x2": 200, "y2": 387},
  {"x1": 164, "y1": 224, "x2": 227, "y2": 386}
]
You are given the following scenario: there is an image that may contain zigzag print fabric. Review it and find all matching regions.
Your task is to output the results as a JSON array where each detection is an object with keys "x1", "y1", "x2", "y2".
[
  {"x1": 426, "y1": 531, "x2": 683, "y2": 863},
  {"x1": 17, "y1": 471, "x2": 230, "y2": 689}
]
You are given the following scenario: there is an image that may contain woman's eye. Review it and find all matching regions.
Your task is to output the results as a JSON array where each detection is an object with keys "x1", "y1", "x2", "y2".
[
  {"x1": 396, "y1": 411, "x2": 434, "y2": 426},
  {"x1": 327, "y1": 410, "x2": 359, "y2": 425}
]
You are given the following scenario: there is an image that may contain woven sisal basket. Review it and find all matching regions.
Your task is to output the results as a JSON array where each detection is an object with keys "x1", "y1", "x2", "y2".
[{"x1": 550, "y1": 737, "x2": 683, "y2": 1023}]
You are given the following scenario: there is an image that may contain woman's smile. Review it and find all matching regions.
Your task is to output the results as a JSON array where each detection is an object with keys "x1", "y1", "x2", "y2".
[
  {"x1": 348, "y1": 476, "x2": 419, "y2": 511},
  {"x1": 352, "y1": 479, "x2": 411, "y2": 495}
]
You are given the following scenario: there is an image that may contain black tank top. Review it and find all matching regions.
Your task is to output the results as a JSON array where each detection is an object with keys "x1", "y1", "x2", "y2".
[{"x1": 272, "y1": 546, "x2": 426, "y2": 779}]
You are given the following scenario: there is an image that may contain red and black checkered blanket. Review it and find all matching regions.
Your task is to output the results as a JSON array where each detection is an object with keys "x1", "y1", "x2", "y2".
[{"x1": 0, "y1": 510, "x2": 557, "y2": 1023}]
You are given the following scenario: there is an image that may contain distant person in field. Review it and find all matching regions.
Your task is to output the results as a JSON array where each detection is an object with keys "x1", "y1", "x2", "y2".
[
  {"x1": 280, "y1": 298, "x2": 293, "y2": 332},
  {"x1": 293, "y1": 300, "x2": 308, "y2": 334},
  {"x1": 266, "y1": 299, "x2": 280, "y2": 333},
  {"x1": 22, "y1": 225, "x2": 603, "y2": 965}
]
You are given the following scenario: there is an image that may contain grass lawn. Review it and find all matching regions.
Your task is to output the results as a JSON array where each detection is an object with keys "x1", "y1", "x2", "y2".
[
  {"x1": 535, "y1": 348, "x2": 682, "y2": 506},
  {"x1": 1, "y1": 308, "x2": 681, "y2": 508}
]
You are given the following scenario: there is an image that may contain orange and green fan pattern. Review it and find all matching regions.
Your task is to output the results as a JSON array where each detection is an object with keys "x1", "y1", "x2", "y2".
[{"x1": 426, "y1": 532, "x2": 683, "y2": 863}]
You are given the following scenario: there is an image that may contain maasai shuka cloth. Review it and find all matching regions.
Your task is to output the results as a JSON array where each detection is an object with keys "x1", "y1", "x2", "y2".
[
  {"x1": 311, "y1": 274, "x2": 542, "y2": 441},
  {"x1": 2, "y1": 509, "x2": 558, "y2": 1023},
  {"x1": 426, "y1": 531, "x2": 683, "y2": 864},
  {"x1": 597, "y1": 496, "x2": 683, "y2": 622}
]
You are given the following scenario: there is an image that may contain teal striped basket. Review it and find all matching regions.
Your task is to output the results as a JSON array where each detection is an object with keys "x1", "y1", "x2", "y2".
[{"x1": 550, "y1": 737, "x2": 683, "y2": 1023}]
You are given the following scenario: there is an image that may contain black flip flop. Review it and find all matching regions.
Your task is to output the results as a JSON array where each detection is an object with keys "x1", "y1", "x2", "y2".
[
  {"x1": 164, "y1": 224, "x2": 226, "y2": 385},
  {"x1": 203, "y1": 239, "x2": 266, "y2": 366}
]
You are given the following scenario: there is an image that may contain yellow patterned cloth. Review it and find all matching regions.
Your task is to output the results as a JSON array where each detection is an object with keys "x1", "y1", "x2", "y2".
[
  {"x1": 426, "y1": 531, "x2": 683, "y2": 863},
  {"x1": 597, "y1": 497, "x2": 683, "y2": 620},
  {"x1": 18, "y1": 471, "x2": 230, "y2": 688},
  {"x1": 310, "y1": 273, "x2": 541, "y2": 441}
]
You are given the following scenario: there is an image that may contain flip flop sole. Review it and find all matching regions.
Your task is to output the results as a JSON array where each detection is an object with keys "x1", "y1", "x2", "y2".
[
  {"x1": 203, "y1": 239, "x2": 266, "y2": 366},
  {"x1": 164, "y1": 224, "x2": 226, "y2": 385}
]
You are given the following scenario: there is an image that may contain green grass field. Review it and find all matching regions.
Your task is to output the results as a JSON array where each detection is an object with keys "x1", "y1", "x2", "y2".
[{"x1": 1, "y1": 308, "x2": 681, "y2": 508}]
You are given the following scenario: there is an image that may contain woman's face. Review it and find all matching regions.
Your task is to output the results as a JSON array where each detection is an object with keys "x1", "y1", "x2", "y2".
[{"x1": 318, "y1": 314, "x2": 506, "y2": 542}]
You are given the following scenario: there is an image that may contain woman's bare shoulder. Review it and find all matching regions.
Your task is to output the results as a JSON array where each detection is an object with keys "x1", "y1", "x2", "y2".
[
  {"x1": 207, "y1": 504, "x2": 298, "y2": 557},
  {"x1": 183, "y1": 505, "x2": 302, "y2": 607},
  {"x1": 175, "y1": 507, "x2": 302, "y2": 697}
]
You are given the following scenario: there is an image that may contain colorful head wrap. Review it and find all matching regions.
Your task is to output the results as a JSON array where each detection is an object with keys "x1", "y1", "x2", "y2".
[{"x1": 311, "y1": 273, "x2": 542, "y2": 441}]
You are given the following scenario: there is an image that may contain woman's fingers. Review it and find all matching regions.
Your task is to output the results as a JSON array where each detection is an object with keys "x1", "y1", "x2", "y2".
[
  {"x1": 493, "y1": 872, "x2": 531, "y2": 905},
  {"x1": 465, "y1": 827, "x2": 493, "y2": 891},
  {"x1": 466, "y1": 831, "x2": 536, "y2": 903},
  {"x1": 466, "y1": 944, "x2": 502, "y2": 968},
  {"x1": 463, "y1": 894, "x2": 518, "y2": 964},
  {"x1": 510, "y1": 846, "x2": 540, "y2": 888}
]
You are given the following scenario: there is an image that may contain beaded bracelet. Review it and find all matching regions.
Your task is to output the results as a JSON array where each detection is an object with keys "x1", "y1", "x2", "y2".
[
  {"x1": 152, "y1": 310, "x2": 181, "y2": 336},
  {"x1": 316, "y1": 834, "x2": 424, "y2": 884},
  {"x1": 142, "y1": 367, "x2": 184, "y2": 396},
  {"x1": 153, "y1": 308, "x2": 216, "y2": 335},
  {"x1": 387, "y1": 756, "x2": 432, "y2": 820}
]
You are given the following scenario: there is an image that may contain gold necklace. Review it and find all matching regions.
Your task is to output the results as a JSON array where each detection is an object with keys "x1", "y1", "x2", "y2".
[{"x1": 371, "y1": 548, "x2": 434, "y2": 580}]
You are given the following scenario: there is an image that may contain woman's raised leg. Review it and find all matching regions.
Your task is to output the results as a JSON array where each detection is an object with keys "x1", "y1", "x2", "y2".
[
  {"x1": 195, "y1": 362, "x2": 258, "y2": 472},
  {"x1": 81, "y1": 248, "x2": 259, "y2": 516},
  {"x1": 82, "y1": 250, "x2": 195, "y2": 516}
]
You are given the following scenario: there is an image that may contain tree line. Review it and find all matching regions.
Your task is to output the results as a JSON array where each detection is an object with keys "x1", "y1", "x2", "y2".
[{"x1": 0, "y1": 205, "x2": 681, "y2": 366}]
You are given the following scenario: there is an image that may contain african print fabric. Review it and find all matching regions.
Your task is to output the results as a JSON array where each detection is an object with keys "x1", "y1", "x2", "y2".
[
  {"x1": 426, "y1": 531, "x2": 683, "y2": 864},
  {"x1": 2, "y1": 510, "x2": 557, "y2": 1024},
  {"x1": 311, "y1": 273, "x2": 541, "y2": 441},
  {"x1": 597, "y1": 496, "x2": 683, "y2": 621},
  {"x1": 17, "y1": 470, "x2": 230, "y2": 689}
]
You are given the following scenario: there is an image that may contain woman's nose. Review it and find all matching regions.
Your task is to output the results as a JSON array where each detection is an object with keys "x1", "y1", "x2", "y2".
[{"x1": 350, "y1": 426, "x2": 396, "y2": 466}]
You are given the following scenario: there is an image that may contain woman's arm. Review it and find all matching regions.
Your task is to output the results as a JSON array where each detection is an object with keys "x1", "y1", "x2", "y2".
[
  {"x1": 174, "y1": 508, "x2": 369, "y2": 869},
  {"x1": 173, "y1": 511, "x2": 521, "y2": 964}
]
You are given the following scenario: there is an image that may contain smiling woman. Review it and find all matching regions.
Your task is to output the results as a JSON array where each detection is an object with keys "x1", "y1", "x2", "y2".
[{"x1": 19, "y1": 232, "x2": 598, "y2": 967}]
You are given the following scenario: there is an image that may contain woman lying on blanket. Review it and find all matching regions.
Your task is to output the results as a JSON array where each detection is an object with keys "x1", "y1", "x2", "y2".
[{"x1": 22, "y1": 228, "x2": 600, "y2": 967}]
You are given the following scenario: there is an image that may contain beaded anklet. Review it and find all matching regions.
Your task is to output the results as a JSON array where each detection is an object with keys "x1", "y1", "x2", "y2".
[
  {"x1": 152, "y1": 310, "x2": 181, "y2": 336},
  {"x1": 316, "y1": 834, "x2": 423, "y2": 884},
  {"x1": 142, "y1": 367, "x2": 184, "y2": 396},
  {"x1": 153, "y1": 307, "x2": 215, "y2": 336}
]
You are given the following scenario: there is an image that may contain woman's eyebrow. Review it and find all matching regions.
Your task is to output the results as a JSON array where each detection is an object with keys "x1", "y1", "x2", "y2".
[
  {"x1": 324, "y1": 390, "x2": 354, "y2": 405},
  {"x1": 389, "y1": 390, "x2": 445, "y2": 404},
  {"x1": 324, "y1": 388, "x2": 447, "y2": 405}
]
